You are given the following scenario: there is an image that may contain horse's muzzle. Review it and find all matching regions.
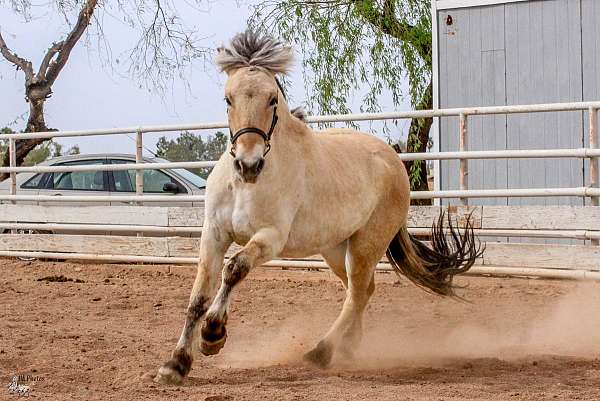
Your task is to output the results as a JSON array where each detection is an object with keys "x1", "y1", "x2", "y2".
[{"x1": 234, "y1": 157, "x2": 265, "y2": 183}]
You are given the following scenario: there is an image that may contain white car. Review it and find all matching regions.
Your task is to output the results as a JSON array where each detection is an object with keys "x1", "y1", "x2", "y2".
[
  {"x1": 0, "y1": 154, "x2": 207, "y2": 236},
  {"x1": 0, "y1": 153, "x2": 206, "y2": 206}
]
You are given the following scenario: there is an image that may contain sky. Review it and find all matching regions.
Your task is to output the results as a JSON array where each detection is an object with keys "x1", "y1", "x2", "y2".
[{"x1": 0, "y1": 1, "x2": 411, "y2": 158}]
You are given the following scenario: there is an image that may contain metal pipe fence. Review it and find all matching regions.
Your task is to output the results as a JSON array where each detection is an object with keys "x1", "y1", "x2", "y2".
[
  {"x1": 0, "y1": 250, "x2": 599, "y2": 281},
  {"x1": 1, "y1": 222, "x2": 598, "y2": 240},
  {"x1": 1, "y1": 100, "x2": 599, "y2": 279},
  {"x1": 1, "y1": 101, "x2": 599, "y2": 206}
]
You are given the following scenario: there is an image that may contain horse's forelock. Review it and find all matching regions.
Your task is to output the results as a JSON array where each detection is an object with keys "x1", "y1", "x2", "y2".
[{"x1": 216, "y1": 30, "x2": 294, "y2": 75}]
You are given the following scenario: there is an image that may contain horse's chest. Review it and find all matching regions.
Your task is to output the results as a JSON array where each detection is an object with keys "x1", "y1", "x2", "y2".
[{"x1": 230, "y1": 207, "x2": 255, "y2": 245}]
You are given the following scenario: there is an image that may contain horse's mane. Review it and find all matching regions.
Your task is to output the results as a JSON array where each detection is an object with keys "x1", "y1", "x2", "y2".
[{"x1": 216, "y1": 30, "x2": 294, "y2": 75}]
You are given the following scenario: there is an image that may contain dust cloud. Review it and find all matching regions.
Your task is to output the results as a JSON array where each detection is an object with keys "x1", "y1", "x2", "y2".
[{"x1": 215, "y1": 282, "x2": 600, "y2": 370}]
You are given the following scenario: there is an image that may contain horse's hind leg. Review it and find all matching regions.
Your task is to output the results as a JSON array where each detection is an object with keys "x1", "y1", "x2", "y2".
[
  {"x1": 321, "y1": 241, "x2": 348, "y2": 288},
  {"x1": 304, "y1": 230, "x2": 383, "y2": 368}
]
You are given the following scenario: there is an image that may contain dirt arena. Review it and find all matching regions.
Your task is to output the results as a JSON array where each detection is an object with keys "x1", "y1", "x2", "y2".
[{"x1": 2, "y1": 258, "x2": 600, "y2": 400}]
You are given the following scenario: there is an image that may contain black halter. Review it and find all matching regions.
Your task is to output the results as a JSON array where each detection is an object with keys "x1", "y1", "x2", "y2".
[
  {"x1": 229, "y1": 105, "x2": 278, "y2": 158},
  {"x1": 228, "y1": 78, "x2": 286, "y2": 158}
]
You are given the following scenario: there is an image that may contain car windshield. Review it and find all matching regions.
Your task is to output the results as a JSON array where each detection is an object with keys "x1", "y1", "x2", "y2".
[{"x1": 153, "y1": 158, "x2": 207, "y2": 189}]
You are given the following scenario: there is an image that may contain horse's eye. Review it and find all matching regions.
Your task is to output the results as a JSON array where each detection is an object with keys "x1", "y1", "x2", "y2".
[
  {"x1": 269, "y1": 97, "x2": 277, "y2": 106},
  {"x1": 224, "y1": 97, "x2": 232, "y2": 106}
]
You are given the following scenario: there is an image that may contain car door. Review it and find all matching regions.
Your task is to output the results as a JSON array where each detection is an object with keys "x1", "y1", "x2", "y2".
[
  {"x1": 40, "y1": 158, "x2": 110, "y2": 207},
  {"x1": 108, "y1": 159, "x2": 193, "y2": 207}
]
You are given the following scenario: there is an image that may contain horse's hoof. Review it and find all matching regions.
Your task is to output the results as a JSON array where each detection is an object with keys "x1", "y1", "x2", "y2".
[
  {"x1": 200, "y1": 317, "x2": 227, "y2": 356},
  {"x1": 154, "y1": 365, "x2": 184, "y2": 385},
  {"x1": 200, "y1": 334, "x2": 227, "y2": 356},
  {"x1": 303, "y1": 340, "x2": 333, "y2": 369}
]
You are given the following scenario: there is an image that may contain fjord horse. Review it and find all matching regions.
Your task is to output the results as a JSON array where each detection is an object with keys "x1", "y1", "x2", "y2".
[{"x1": 155, "y1": 30, "x2": 481, "y2": 385}]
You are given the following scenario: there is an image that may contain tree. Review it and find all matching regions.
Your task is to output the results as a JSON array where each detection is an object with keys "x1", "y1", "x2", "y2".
[
  {"x1": 156, "y1": 131, "x2": 228, "y2": 179},
  {"x1": 0, "y1": 0, "x2": 208, "y2": 181},
  {"x1": 0, "y1": 127, "x2": 80, "y2": 165},
  {"x1": 251, "y1": 0, "x2": 433, "y2": 203}
]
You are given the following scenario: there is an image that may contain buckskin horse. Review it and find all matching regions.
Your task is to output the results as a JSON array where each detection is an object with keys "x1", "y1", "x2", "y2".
[{"x1": 155, "y1": 30, "x2": 481, "y2": 385}]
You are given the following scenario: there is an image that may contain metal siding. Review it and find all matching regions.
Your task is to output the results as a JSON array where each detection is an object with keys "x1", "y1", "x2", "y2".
[
  {"x1": 439, "y1": 8, "x2": 462, "y2": 205},
  {"x1": 438, "y1": 5, "x2": 507, "y2": 207},
  {"x1": 477, "y1": 4, "x2": 507, "y2": 206},
  {"x1": 438, "y1": 0, "x2": 584, "y2": 210},
  {"x1": 505, "y1": 0, "x2": 583, "y2": 209}
]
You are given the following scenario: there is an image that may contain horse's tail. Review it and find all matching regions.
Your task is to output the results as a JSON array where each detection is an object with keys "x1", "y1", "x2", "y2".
[{"x1": 386, "y1": 212, "x2": 484, "y2": 297}]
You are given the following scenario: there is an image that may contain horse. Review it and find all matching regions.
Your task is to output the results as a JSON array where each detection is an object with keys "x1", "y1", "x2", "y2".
[{"x1": 155, "y1": 30, "x2": 482, "y2": 385}]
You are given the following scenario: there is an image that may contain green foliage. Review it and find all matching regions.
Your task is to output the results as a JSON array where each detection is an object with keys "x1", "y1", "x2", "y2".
[
  {"x1": 0, "y1": 127, "x2": 80, "y2": 165},
  {"x1": 23, "y1": 141, "x2": 80, "y2": 166},
  {"x1": 155, "y1": 131, "x2": 228, "y2": 179},
  {"x1": 250, "y1": 0, "x2": 431, "y2": 116}
]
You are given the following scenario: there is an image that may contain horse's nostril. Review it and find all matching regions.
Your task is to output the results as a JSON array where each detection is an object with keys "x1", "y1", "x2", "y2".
[
  {"x1": 234, "y1": 159, "x2": 243, "y2": 172},
  {"x1": 256, "y1": 158, "x2": 265, "y2": 173}
]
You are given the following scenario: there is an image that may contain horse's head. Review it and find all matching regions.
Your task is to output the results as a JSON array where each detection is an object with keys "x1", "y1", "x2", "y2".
[{"x1": 216, "y1": 30, "x2": 294, "y2": 183}]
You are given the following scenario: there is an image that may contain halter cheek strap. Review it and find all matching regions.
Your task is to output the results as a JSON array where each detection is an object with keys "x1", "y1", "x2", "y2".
[{"x1": 229, "y1": 104, "x2": 279, "y2": 158}]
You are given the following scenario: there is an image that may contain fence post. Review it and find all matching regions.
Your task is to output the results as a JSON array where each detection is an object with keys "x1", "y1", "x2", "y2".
[
  {"x1": 459, "y1": 113, "x2": 469, "y2": 205},
  {"x1": 590, "y1": 107, "x2": 599, "y2": 246},
  {"x1": 135, "y1": 129, "x2": 143, "y2": 206},
  {"x1": 590, "y1": 107, "x2": 599, "y2": 206},
  {"x1": 9, "y1": 138, "x2": 16, "y2": 205}
]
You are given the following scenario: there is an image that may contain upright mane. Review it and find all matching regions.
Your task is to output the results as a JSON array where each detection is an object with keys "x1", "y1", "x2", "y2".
[{"x1": 216, "y1": 30, "x2": 294, "y2": 75}]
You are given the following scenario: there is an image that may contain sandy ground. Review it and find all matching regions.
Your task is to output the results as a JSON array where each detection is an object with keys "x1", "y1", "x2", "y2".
[{"x1": 2, "y1": 258, "x2": 600, "y2": 400}]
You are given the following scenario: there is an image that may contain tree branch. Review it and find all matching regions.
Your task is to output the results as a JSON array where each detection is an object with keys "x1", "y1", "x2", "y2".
[
  {"x1": 354, "y1": 0, "x2": 431, "y2": 64},
  {"x1": 37, "y1": 41, "x2": 64, "y2": 80},
  {"x1": 44, "y1": 0, "x2": 99, "y2": 85},
  {"x1": 0, "y1": 28, "x2": 34, "y2": 80}
]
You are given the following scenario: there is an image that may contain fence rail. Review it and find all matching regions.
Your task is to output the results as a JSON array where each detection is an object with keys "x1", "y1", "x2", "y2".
[{"x1": 2, "y1": 101, "x2": 599, "y2": 205}]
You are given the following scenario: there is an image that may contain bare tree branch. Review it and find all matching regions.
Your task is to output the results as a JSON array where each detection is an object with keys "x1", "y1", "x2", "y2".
[
  {"x1": 0, "y1": 28, "x2": 34, "y2": 80},
  {"x1": 37, "y1": 41, "x2": 64, "y2": 80},
  {"x1": 45, "y1": 0, "x2": 99, "y2": 85}
]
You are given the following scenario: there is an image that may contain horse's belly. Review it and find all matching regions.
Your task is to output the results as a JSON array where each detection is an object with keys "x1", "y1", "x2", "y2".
[{"x1": 279, "y1": 207, "x2": 369, "y2": 258}]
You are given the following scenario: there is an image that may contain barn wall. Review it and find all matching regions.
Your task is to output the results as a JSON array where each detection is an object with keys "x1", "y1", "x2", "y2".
[{"x1": 436, "y1": 0, "x2": 591, "y2": 209}]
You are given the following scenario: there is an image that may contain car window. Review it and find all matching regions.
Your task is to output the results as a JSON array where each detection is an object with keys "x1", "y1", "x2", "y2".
[
  {"x1": 52, "y1": 160, "x2": 106, "y2": 191},
  {"x1": 112, "y1": 169, "x2": 134, "y2": 192},
  {"x1": 152, "y1": 157, "x2": 207, "y2": 188},
  {"x1": 21, "y1": 173, "x2": 44, "y2": 189},
  {"x1": 110, "y1": 159, "x2": 186, "y2": 193}
]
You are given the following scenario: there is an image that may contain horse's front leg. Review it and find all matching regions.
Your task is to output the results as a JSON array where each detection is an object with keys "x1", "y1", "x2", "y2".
[
  {"x1": 199, "y1": 227, "x2": 285, "y2": 355},
  {"x1": 155, "y1": 222, "x2": 231, "y2": 385}
]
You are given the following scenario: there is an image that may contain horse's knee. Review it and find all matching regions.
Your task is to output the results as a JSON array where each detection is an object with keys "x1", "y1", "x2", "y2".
[{"x1": 223, "y1": 254, "x2": 251, "y2": 287}]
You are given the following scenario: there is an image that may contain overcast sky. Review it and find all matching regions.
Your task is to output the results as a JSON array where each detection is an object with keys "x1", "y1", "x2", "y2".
[{"x1": 0, "y1": 1, "x2": 411, "y2": 158}]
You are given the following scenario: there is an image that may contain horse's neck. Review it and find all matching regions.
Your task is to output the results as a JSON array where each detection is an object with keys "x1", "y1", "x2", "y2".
[
  {"x1": 255, "y1": 114, "x2": 313, "y2": 191},
  {"x1": 270, "y1": 114, "x2": 313, "y2": 165}
]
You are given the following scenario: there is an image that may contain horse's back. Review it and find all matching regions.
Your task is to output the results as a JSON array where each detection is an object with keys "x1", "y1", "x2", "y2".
[
  {"x1": 280, "y1": 128, "x2": 411, "y2": 256},
  {"x1": 312, "y1": 128, "x2": 409, "y2": 193}
]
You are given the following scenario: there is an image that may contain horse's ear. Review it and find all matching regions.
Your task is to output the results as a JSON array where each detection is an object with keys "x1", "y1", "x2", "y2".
[{"x1": 291, "y1": 106, "x2": 307, "y2": 122}]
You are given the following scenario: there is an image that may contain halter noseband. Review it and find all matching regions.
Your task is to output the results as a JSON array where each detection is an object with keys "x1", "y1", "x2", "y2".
[{"x1": 229, "y1": 104, "x2": 278, "y2": 158}]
